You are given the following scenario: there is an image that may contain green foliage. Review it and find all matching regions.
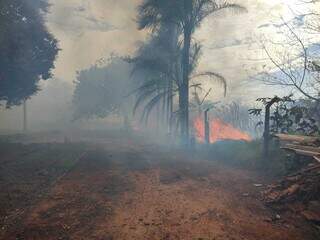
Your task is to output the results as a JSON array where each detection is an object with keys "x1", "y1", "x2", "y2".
[
  {"x1": 271, "y1": 103, "x2": 319, "y2": 135},
  {"x1": 136, "y1": 0, "x2": 246, "y2": 138},
  {"x1": 0, "y1": 0, "x2": 59, "y2": 107},
  {"x1": 131, "y1": 23, "x2": 229, "y2": 124},
  {"x1": 130, "y1": 24, "x2": 180, "y2": 123},
  {"x1": 190, "y1": 71, "x2": 227, "y2": 97},
  {"x1": 250, "y1": 95, "x2": 320, "y2": 136},
  {"x1": 72, "y1": 56, "x2": 133, "y2": 120},
  {"x1": 137, "y1": 0, "x2": 246, "y2": 33}
]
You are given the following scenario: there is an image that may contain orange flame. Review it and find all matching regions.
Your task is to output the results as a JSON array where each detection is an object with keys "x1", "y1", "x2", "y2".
[{"x1": 194, "y1": 117, "x2": 252, "y2": 143}]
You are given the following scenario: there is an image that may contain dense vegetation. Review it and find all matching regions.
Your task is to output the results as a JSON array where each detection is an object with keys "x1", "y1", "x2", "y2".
[{"x1": 0, "y1": 0, "x2": 59, "y2": 107}]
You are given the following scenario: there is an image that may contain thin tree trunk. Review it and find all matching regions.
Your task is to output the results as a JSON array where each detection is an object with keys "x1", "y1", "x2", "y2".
[
  {"x1": 166, "y1": 79, "x2": 172, "y2": 133},
  {"x1": 156, "y1": 85, "x2": 160, "y2": 132},
  {"x1": 180, "y1": 26, "x2": 191, "y2": 143},
  {"x1": 162, "y1": 83, "x2": 166, "y2": 128},
  {"x1": 263, "y1": 97, "x2": 280, "y2": 159},
  {"x1": 263, "y1": 105, "x2": 271, "y2": 159},
  {"x1": 167, "y1": 22, "x2": 178, "y2": 135},
  {"x1": 23, "y1": 99, "x2": 27, "y2": 133}
]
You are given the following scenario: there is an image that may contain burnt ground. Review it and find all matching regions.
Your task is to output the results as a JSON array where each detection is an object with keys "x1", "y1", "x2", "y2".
[{"x1": 0, "y1": 133, "x2": 319, "y2": 240}]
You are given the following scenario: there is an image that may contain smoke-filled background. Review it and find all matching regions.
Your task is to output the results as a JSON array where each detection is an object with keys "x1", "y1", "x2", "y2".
[
  {"x1": 0, "y1": 0, "x2": 316, "y2": 132},
  {"x1": 1, "y1": 2, "x2": 320, "y2": 239}
]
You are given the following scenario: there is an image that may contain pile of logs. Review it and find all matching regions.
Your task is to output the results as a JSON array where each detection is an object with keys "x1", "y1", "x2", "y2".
[
  {"x1": 275, "y1": 134, "x2": 320, "y2": 163},
  {"x1": 264, "y1": 164, "x2": 320, "y2": 204},
  {"x1": 263, "y1": 134, "x2": 320, "y2": 225}
]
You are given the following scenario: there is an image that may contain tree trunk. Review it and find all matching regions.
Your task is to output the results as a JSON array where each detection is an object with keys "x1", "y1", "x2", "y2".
[
  {"x1": 162, "y1": 84, "x2": 166, "y2": 128},
  {"x1": 156, "y1": 86, "x2": 160, "y2": 132},
  {"x1": 180, "y1": 26, "x2": 191, "y2": 144},
  {"x1": 263, "y1": 105, "x2": 271, "y2": 159},
  {"x1": 23, "y1": 99, "x2": 27, "y2": 133},
  {"x1": 167, "y1": 79, "x2": 173, "y2": 133},
  {"x1": 263, "y1": 97, "x2": 280, "y2": 159},
  {"x1": 167, "y1": 22, "x2": 178, "y2": 134}
]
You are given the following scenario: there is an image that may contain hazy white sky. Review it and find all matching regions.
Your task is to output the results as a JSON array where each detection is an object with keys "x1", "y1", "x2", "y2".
[
  {"x1": 1, "y1": 0, "x2": 317, "y2": 131},
  {"x1": 46, "y1": 0, "x2": 306, "y2": 101}
]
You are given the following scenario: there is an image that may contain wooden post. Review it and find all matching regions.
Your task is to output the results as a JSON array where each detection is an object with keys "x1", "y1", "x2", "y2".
[
  {"x1": 204, "y1": 109, "x2": 210, "y2": 144},
  {"x1": 263, "y1": 96, "x2": 280, "y2": 159},
  {"x1": 263, "y1": 105, "x2": 271, "y2": 158}
]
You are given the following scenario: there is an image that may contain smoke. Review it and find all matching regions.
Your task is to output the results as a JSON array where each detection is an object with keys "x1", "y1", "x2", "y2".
[
  {"x1": 0, "y1": 0, "x2": 302, "y2": 133},
  {"x1": 46, "y1": 0, "x2": 146, "y2": 82},
  {"x1": 0, "y1": 79, "x2": 74, "y2": 133},
  {"x1": 194, "y1": 0, "x2": 292, "y2": 103}
]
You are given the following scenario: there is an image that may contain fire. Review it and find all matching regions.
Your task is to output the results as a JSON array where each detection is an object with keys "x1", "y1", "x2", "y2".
[{"x1": 194, "y1": 117, "x2": 252, "y2": 143}]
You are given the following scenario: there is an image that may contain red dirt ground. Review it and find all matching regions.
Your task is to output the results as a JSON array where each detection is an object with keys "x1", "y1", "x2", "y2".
[{"x1": 1, "y1": 135, "x2": 319, "y2": 240}]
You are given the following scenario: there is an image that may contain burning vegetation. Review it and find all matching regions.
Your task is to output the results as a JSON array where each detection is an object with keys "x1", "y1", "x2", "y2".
[
  {"x1": 1, "y1": 0, "x2": 320, "y2": 239},
  {"x1": 194, "y1": 117, "x2": 252, "y2": 143}
]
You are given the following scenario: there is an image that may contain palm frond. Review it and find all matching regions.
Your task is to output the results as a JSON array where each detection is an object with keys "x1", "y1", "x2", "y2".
[
  {"x1": 141, "y1": 90, "x2": 167, "y2": 123},
  {"x1": 193, "y1": 1, "x2": 247, "y2": 26},
  {"x1": 137, "y1": 0, "x2": 182, "y2": 31},
  {"x1": 189, "y1": 42, "x2": 202, "y2": 75},
  {"x1": 129, "y1": 77, "x2": 161, "y2": 97},
  {"x1": 191, "y1": 71, "x2": 227, "y2": 97},
  {"x1": 133, "y1": 86, "x2": 158, "y2": 115},
  {"x1": 137, "y1": 0, "x2": 162, "y2": 30},
  {"x1": 213, "y1": 2, "x2": 247, "y2": 15}
]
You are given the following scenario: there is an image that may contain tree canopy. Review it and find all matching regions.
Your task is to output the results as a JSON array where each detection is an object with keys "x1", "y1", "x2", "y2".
[
  {"x1": 72, "y1": 57, "x2": 134, "y2": 121},
  {"x1": 0, "y1": 0, "x2": 59, "y2": 107},
  {"x1": 136, "y1": 0, "x2": 244, "y2": 140}
]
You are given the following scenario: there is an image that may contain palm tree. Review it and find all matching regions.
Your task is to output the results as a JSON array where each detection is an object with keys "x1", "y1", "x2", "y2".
[
  {"x1": 137, "y1": 0, "x2": 246, "y2": 143},
  {"x1": 131, "y1": 35, "x2": 227, "y2": 135},
  {"x1": 129, "y1": 23, "x2": 180, "y2": 129}
]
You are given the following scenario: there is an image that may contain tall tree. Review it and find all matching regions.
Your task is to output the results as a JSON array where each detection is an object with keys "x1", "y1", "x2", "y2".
[
  {"x1": 73, "y1": 56, "x2": 134, "y2": 126},
  {"x1": 258, "y1": 9, "x2": 320, "y2": 101},
  {"x1": 0, "y1": 0, "x2": 59, "y2": 107},
  {"x1": 130, "y1": 23, "x2": 180, "y2": 129},
  {"x1": 137, "y1": 0, "x2": 246, "y2": 142}
]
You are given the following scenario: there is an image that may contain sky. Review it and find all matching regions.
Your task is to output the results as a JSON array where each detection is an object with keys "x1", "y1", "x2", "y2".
[
  {"x1": 0, "y1": 0, "x2": 318, "y2": 131},
  {"x1": 45, "y1": 0, "x2": 310, "y2": 101},
  {"x1": 47, "y1": 0, "x2": 316, "y2": 102}
]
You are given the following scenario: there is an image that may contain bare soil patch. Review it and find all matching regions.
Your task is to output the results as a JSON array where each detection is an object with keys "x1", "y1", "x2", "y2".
[{"x1": 0, "y1": 135, "x2": 319, "y2": 240}]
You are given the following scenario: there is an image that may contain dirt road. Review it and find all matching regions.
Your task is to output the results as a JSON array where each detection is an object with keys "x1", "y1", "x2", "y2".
[{"x1": 1, "y1": 135, "x2": 318, "y2": 240}]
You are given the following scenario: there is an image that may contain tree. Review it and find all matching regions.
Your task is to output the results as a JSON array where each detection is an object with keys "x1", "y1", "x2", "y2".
[
  {"x1": 131, "y1": 23, "x2": 228, "y2": 137},
  {"x1": 257, "y1": 1, "x2": 320, "y2": 102},
  {"x1": 260, "y1": 21, "x2": 320, "y2": 101},
  {"x1": 298, "y1": 0, "x2": 320, "y2": 34},
  {"x1": 129, "y1": 23, "x2": 180, "y2": 130},
  {"x1": 72, "y1": 56, "x2": 134, "y2": 126},
  {"x1": 250, "y1": 95, "x2": 320, "y2": 136},
  {"x1": 0, "y1": 0, "x2": 59, "y2": 107},
  {"x1": 137, "y1": 0, "x2": 246, "y2": 142}
]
